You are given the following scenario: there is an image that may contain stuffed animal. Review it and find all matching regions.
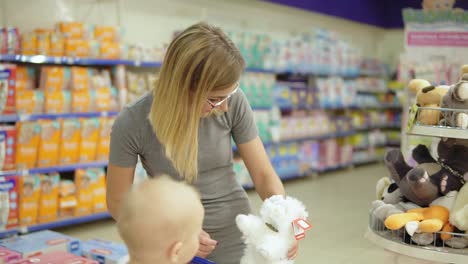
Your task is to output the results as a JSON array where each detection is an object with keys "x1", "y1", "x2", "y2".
[
  {"x1": 384, "y1": 140, "x2": 465, "y2": 207},
  {"x1": 422, "y1": 0, "x2": 464, "y2": 13},
  {"x1": 440, "y1": 66, "x2": 468, "y2": 129},
  {"x1": 408, "y1": 79, "x2": 449, "y2": 125},
  {"x1": 236, "y1": 195, "x2": 310, "y2": 264}
]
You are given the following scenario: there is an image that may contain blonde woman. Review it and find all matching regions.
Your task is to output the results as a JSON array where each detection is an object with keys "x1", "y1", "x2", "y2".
[{"x1": 107, "y1": 22, "x2": 298, "y2": 263}]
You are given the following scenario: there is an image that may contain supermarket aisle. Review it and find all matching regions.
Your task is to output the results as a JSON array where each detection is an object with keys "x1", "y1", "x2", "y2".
[{"x1": 57, "y1": 163, "x2": 442, "y2": 264}]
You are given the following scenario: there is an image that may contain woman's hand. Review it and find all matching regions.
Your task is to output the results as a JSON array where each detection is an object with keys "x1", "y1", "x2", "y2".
[
  {"x1": 197, "y1": 230, "x2": 218, "y2": 258},
  {"x1": 288, "y1": 240, "x2": 299, "y2": 260}
]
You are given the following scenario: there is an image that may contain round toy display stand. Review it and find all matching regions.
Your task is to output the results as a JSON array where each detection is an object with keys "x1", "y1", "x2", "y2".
[
  {"x1": 366, "y1": 107, "x2": 468, "y2": 264},
  {"x1": 365, "y1": 213, "x2": 468, "y2": 264}
]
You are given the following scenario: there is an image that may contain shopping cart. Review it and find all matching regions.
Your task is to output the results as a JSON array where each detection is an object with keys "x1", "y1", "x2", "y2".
[{"x1": 191, "y1": 256, "x2": 216, "y2": 264}]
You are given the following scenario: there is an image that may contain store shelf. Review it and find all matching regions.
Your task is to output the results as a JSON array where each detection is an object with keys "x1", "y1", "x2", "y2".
[
  {"x1": 0, "y1": 228, "x2": 18, "y2": 239},
  {"x1": 310, "y1": 162, "x2": 353, "y2": 173},
  {"x1": 353, "y1": 143, "x2": 387, "y2": 151},
  {"x1": 407, "y1": 125, "x2": 468, "y2": 140},
  {"x1": 0, "y1": 161, "x2": 109, "y2": 177},
  {"x1": 268, "y1": 130, "x2": 356, "y2": 145},
  {"x1": 20, "y1": 212, "x2": 111, "y2": 233},
  {"x1": 365, "y1": 228, "x2": 467, "y2": 264},
  {"x1": 0, "y1": 111, "x2": 119, "y2": 123},
  {"x1": 355, "y1": 124, "x2": 400, "y2": 131},
  {"x1": 353, "y1": 157, "x2": 381, "y2": 166},
  {"x1": 0, "y1": 54, "x2": 162, "y2": 67}
]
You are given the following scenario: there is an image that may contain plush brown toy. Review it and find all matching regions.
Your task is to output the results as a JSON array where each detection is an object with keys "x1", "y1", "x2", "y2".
[
  {"x1": 408, "y1": 79, "x2": 449, "y2": 125},
  {"x1": 439, "y1": 65, "x2": 468, "y2": 129}
]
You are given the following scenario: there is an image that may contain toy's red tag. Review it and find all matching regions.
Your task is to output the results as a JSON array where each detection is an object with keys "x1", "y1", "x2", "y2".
[{"x1": 292, "y1": 218, "x2": 312, "y2": 240}]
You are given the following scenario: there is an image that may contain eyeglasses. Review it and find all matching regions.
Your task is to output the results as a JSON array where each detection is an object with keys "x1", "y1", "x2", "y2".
[{"x1": 206, "y1": 83, "x2": 239, "y2": 110}]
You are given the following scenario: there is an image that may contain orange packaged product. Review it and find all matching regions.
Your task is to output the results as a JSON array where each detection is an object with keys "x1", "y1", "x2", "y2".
[
  {"x1": 38, "y1": 173, "x2": 60, "y2": 223},
  {"x1": 94, "y1": 25, "x2": 119, "y2": 42},
  {"x1": 88, "y1": 168, "x2": 106, "y2": 213},
  {"x1": 18, "y1": 175, "x2": 41, "y2": 226},
  {"x1": 79, "y1": 118, "x2": 100, "y2": 163},
  {"x1": 40, "y1": 67, "x2": 69, "y2": 92},
  {"x1": 96, "y1": 117, "x2": 114, "y2": 161},
  {"x1": 15, "y1": 122, "x2": 41, "y2": 170},
  {"x1": 58, "y1": 119, "x2": 81, "y2": 165},
  {"x1": 20, "y1": 33, "x2": 37, "y2": 55},
  {"x1": 49, "y1": 33, "x2": 65, "y2": 57},
  {"x1": 16, "y1": 90, "x2": 44, "y2": 115},
  {"x1": 35, "y1": 29, "x2": 51, "y2": 55},
  {"x1": 92, "y1": 88, "x2": 111, "y2": 112},
  {"x1": 75, "y1": 169, "x2": 93, "y2": 216},
  {"x1": 65, "y1": 39, "x2": 90, "y2": 58},
  {"x1": 58, "y1": 180, "x2": 77, "y2": 218},
  {"x1": 70, "y1": 67, "x2": 90, "y2": 91},
  {"x1": 72, "y1": 90, "x2": 92, "y2": 113},
  {"x1": 15, "y1": 66, "x2": 35, "y2": 91},
  {"x1": 37, "y1": 120, "x2": 61, "y2": 168},
  {"x1": 57, "y1": 22, "x2": 86, "y2": 39},
  {"x1": 45, "y1": 90, "x2": 71, "y2": 114},
  {"x1": 99, "y1": 42, "x2": 120, "y2": 59}
]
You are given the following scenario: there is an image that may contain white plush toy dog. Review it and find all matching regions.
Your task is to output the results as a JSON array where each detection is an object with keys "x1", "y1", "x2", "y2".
[{"x1": 236, "y1": 195, "x2": 311, "y2": 264}]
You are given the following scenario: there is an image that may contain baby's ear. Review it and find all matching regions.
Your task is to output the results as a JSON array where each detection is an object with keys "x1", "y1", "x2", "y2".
[{"x1": 168, "y1": 241, "x2": 183, "y2": 263}]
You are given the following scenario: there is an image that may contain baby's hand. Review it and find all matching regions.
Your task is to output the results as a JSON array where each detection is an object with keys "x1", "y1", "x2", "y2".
[{"x1": 197, "y1": 230, "x2": 217, "y2": 258}]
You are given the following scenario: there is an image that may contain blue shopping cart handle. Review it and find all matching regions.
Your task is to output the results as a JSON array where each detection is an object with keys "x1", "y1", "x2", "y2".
[{"x1": 191, "y1": 256, "x2": 216, "y2": 264}]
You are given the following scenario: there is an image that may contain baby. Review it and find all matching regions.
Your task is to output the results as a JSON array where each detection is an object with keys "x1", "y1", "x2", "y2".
[{"x1": 117, "y1": 176, "x2": 204, "y2": 264}]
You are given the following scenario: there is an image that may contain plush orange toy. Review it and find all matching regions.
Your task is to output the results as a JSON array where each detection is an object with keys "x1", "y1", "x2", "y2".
[{"x1": 384, "y1": 205, "x2": 452, "y2": 234}]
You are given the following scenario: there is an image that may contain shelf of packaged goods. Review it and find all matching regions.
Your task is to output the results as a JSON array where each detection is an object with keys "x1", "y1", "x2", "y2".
[
  {"x1": 0, "y1": 161, "x2": 109, "y2": 177},
  {"x1": 355, "y1": 124, "x2": 401, "y2": 131},
  {"x1": 407, "y1": 125, "x2": 468, "y2": 140},
  {"x1": 310, "y1": 163, "x2": 353, "y2": 174},
  {"x1": 0, "y1": 54, "x2": 162, "y2": 67},
  {"x1": 0, "y1": 111, "x2": 119, "y2": 123},
  {"x1": 19, "y1": 212, "x2": 112, "y2": 234},
  {"x1": 365, "y1": 228, "x2": 467, "y2": 264}
]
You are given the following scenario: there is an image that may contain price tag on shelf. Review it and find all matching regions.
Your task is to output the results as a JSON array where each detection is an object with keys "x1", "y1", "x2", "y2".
[
  {"x1": 54, "y1": 57, "x2": 62, "y2": 64},
  {"x1": 406, "y1": 104, "x2": 418, "y2": 132},
  {"x1": 18, "y1": 114, "x2": 30, "y2": 122},
  {"x1": 101, "y1": 112, "x2": 109, "y2": 118}
]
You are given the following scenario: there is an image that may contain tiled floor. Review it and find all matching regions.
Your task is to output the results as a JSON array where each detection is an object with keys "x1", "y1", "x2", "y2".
[{"x1": 57, "y1": 164, "x2": 449, "y2": 264}]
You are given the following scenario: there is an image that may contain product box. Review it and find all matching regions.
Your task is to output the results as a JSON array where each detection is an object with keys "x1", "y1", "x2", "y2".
[
  {"x1": 99, "y1": 42, "x2": 120, "y2": 59},
  {"x1": 15, "y1": 122, "x2": 41, "y2": 169},
  {"x1": 65, "y1": 39, "x2": 90, "y2": 58},
  {"x1": 38, "y1": 174, "x2": 60, "y2": 223},
  {"x1": 93, "y1": 26, "x2": 121, "y2": 42},
  {"x1": 0, "y1": 126, "x2": 16, "y2": 171},
  {"x1": 58, "y1": 180, "x2": 77, "y2": 218},
  {"x1": 15, "y1": 67, "x2": 35, "y2": 92},
  {"x1": 74, "y1": 170, "x2": 94, "y2": 216},
  {"x1": 0, "y1": 176, "x2": 19, "y2": 231},
  {"x1": 20, "y1": 32, "x2": 37, "y2": 56},
  {"x1": 58, "y1": 119, "x2": 81, "y2": 165},
  {"x1": 0, "y1": 64, "x2": 16, "y2": 115},
  {"x1": 45, "y1": 90, "x2": 71, "y2": 114},
  {"x1": 1, "y1": 28, "x2": 20, "y2": 55},
  {"x1": 18, "y1": 175, "x2": 40, "y2": 226},
  {"x1": 14, "y1": 251, "x2": 97, "y2": 264},
  {"x1": 96, "y1": 117, "x2": 114, "y2": 161},
  {"x1": 92, "y1": 88, "x2": 111, "y2": 112},
  {"x1": 35, "y1": 29, "x2": 51, "y2": 56},
  {"x1": 15, "y1": 90, "x2": 44, "y2": 115},
  {"x1": 40, "y1": 67, "x2": 68, "y2": 92},
  {"x1": 79, "y1": 119, "x2": 100, "y2": 163},
  {"x1": 88, "y1": 168, "x2": 106, "y2": 213},
  {"x1": 0, "y1": 230, "x2": 82, "y2": 258},
  {"x1": 49, "y1": 33, "x2": 65, "y2": 57},
  {"x1": 82, "y1": 239, "x2": 129, "y2": 264},
  {"x1": 57, "y1": 22, "x2": 87, "y2": 39},
  {"x1": 0, "y1": 246, "x2": 21, "y2": 264},
  {"x1": 72, "y1": 90, "x2": 92, "y2": 113},
  {"x1": 37, "y1": 120, "x2": 61, "y2": 168},
  {"x1": 71, "y1": 67, "x2": 91, "y2": 91}
]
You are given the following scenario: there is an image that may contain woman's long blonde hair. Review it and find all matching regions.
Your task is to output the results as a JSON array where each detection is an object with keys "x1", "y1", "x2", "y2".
[{"x1": 149, "y1": 22, "x2": 245, "y2": 183}]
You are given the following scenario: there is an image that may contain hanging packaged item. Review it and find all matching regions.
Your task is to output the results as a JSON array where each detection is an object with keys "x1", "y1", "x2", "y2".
[
  {"x1": 0, "y1": 64, "x2": 17, "y2": 115},
  {"x1": 15, "y1": 122, "x2": 41, "y2": 170},
  {"x1": 0, "y1": 175, "x2": 19, "y2": 231},
  {"x1": 37, "y1": 120, "x2": 61, "y2": 168},
  {"x1": 79, "y1": 118, "x2": 100, "y2": 163},
  {"x1": 58, "y1": 119, "x2": 81, "y2": 165},
  {"x1": 0, "y1": 126, "x2": 16, "y2": 171},
  {"x1": 37, "y1": 173, "x2": 60, "y2": 223},
  {"x1": 18, "y1": 174, "x2": 41, "y2": 226}
]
